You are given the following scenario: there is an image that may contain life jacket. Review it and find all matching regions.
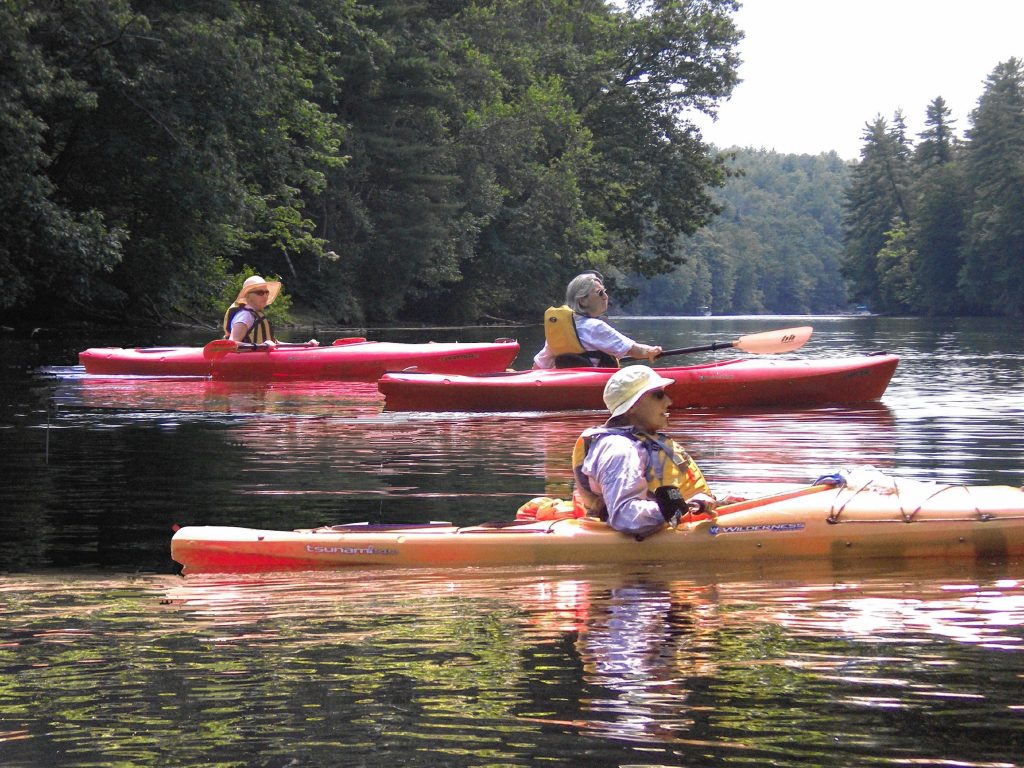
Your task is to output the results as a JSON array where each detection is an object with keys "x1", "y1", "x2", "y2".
[
  {"x1": 543, "y1": 305, "x2": 618, "y2": 368},
  {"x1": 222, "y1": 304, "x2": 274, "y2": 344},
  {"x1": 571, "y1": 426, "x2": 711, "y2": 519},
  {"x1": 515, "y1": 495, "x2": 587, "y2": 521}
]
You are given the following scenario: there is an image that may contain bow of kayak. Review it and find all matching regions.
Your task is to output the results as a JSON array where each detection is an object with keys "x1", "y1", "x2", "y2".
[
  {"x1": 378, "y1": 354, "x2": 900, "y2": 411},
  {"x1": 79, "y1": 346, "x2": 213, "y2": 376}
]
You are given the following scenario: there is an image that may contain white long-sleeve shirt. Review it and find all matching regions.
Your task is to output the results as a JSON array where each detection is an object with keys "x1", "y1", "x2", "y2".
[
  {"x1": 533, "y1": 316, "x2": 636, "y2": 369},
  {"x1": 578, "y1": 432, "x2": 668, "y2": 538}
]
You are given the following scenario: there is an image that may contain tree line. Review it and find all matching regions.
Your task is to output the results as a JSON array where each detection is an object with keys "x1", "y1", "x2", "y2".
[
  {"x1": 623, "y1": 148, "x2": 850, "y2": 315},
  {"x1": 626, "y1": 58, "x2": 1024, "y2": 319},
  {"x1": 1, "y1": 0, "x2": 742, "y2": 327},
  {"x1": 841, "y1": 58, "x2": 1024, "y2": 317}
]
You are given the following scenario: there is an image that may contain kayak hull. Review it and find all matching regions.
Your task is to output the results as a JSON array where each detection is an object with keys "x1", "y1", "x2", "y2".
[
  {"x1": 79, "y1": 339, "x2": 520, "y2": 380},
  {"x1": 378, "y1": 354, "x2": 899, "y2": 411},
  {"x1": 171, "y1": 482, "x2": 1024, "y2": 574}
]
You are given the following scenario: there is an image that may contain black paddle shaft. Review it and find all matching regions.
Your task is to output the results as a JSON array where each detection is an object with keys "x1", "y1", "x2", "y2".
[{"x1": 621, "y1": 340, "x2": 733, "y2": 363}]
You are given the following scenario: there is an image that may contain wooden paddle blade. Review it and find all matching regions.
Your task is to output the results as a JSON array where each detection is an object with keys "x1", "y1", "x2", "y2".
[
  {"x1": 733, "y1": 325, "x2": 812, "y2": 354},
  {"x1": 203, "y1": 339, "x2": 240, "y2": 359}
]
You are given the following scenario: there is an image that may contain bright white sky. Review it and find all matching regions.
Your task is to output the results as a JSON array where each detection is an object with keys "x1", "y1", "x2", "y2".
[{"x1": 690, "y1": 0, "x2": 1024, "y2": 160}]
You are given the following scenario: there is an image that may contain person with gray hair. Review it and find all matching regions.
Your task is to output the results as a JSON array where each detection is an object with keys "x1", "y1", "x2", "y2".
[{"x1": 533, "y1": 272, "x2": 662, "y2": 368}]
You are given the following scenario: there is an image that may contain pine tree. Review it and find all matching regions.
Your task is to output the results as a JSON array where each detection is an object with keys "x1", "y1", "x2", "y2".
[
  {"x1": 908, "y1": 96, "x2": 966, "y2": 314},
  {"x1": 915, "y1": 96, "x2": 957, "y2": 168},
  {"x1": 959, "y1": 58, "x2": 1024, "y2": 316},
  {"x1": 841, "y1": 115, "x2": 912, "y2": 309},
  {"x1": 909, "y1": 163, "x2": 967, "y2": 314}
]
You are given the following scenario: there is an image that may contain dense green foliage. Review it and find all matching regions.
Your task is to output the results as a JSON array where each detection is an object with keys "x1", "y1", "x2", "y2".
[
  {"x1": 622, "y1": 149, "x2": 850, "y2": 315},
  {"x1": 841, "y1": 59, "x2": 1024, "y2": 317},
  {"x1": 0, "y1": 0, "x2": 741, "y2": 326},
  {"x1": 1, "y1": 0, "x2": 348, "y2": 322}
]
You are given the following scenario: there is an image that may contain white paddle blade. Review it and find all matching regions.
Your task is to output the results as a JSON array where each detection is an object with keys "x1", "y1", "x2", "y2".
[{"x1": 734, "y1": 326, "x2": 812, "y2": 354}]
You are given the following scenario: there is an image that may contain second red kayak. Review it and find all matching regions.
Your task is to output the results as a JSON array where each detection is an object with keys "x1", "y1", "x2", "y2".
[
  {"x1": 80, "y1": 338, "x2": 520, "y2": 380},
  {"x1": 379, "y1": 354, "x2": 899, "y2": 411}
]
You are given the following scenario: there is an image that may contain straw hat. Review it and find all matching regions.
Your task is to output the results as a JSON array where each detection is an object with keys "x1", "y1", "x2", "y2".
[
  {"x1": 235, "y1": 275, "x2": 282, "y2": 305},
  {"x1": 603, "y1": 365, "x2": 674, "y2": 418}
]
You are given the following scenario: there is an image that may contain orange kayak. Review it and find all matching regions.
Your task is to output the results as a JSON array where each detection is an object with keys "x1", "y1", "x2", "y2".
[
  {"x1": 79, "y1": 338, "x2": 520, "y2": 380},
  {"x1": 378, "y1": 354, "x2": 899, "y2": 411},
  {"x1": 171, "y1": 479, "x2": 1024, "y2": 574}
]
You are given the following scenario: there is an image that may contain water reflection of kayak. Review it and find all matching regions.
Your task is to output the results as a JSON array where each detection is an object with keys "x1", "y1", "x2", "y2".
[
  {"x1": 64, "y1": 376, "x2": 383, "y2": 416},
  {"x1": 379, "y1": 354, "x2": 899, "y2": 412},
  {"x1": 171, "y1": 474, "x2": 1024, "y2": 574},
  {"x1": 78, "y1": 338, "x2": 519, "y2": 380}
]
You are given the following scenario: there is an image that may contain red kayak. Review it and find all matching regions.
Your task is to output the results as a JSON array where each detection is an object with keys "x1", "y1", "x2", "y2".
[
  {"x1": 379, "y1": 354, "x2": 899, "y2": 411},
  {"x1": 80, "y1": 337, "x2": 520, "y2": 380}
]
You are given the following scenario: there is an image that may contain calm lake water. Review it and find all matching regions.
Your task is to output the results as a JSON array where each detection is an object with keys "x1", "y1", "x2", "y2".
[{"x1": 2, "y1": 315, "x2": 1024, "y2": 767}]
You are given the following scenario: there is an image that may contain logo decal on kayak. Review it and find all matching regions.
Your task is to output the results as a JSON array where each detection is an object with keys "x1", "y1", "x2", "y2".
[
  {"x1": 709, "y1": 522, "x2": 805, "y2": 535},
  {"x1": 306, "y1": 544, "x2": 398, "y2": 556},
  {"x1": 438, "y1": 353, "x2": 478, "y2": 361}
]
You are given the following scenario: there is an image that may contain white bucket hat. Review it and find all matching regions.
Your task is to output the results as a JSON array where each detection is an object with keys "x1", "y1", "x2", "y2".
[
  {"x1": 235, "y1": 275, "x2": 282, "y2": 305},
  {"x1": 603, "y1": 365, "x2": 675, "y2": 418}
]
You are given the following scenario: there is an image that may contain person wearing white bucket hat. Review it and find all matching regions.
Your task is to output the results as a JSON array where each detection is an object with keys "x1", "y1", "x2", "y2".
[
  {"x1": 571, "y1": 365, "x2": 717, "y2": 537},
  {"x1": 222, "y1": 275, "x2": 283, "y2": 345}
]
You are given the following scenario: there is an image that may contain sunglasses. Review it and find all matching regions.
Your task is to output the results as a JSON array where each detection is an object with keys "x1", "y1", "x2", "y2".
[
  {"x1": 249, "y1": 289, "x2": 270, "y2": 296},
  {"x1": 649, "y1": 390, "x2": 667, "y2": 400}
]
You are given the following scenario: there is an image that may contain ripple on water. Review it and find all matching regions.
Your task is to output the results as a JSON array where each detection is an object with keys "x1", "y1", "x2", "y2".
[{"x1": 4, "y1": 564, "x2": 1024, "y2": 767}]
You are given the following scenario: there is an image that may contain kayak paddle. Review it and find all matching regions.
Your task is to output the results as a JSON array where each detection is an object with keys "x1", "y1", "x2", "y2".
[
  {"x1": 202, "y1": 339, "x2": 321, "y2": 359},
  {"x1": 712, "y1": 480, "x2": 836, "y2": 517},
  {"x1": 624, "y1": 325, "x2": 813, "y2": 362}
]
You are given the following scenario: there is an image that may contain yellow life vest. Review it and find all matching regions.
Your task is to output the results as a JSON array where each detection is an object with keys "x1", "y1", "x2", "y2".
[
  {"x1": 571, "y1": 426, "x2": 711, "y2": 517},
  {"x1": 222, "y1": 304, "x2": 274, "y2": 344},
  {"x1": 543, "y1": 305, "x2": 618, "y2": 368},
  {"x1": 544, "y1": 305, "x2": 585, "y2": 355}
]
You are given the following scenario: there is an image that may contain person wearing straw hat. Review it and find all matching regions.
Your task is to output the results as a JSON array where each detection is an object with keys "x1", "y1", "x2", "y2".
[
  {"x1": 571, "y1": 365, "x2": 716, "y2": 537},
  {"x1": 222, "y1": 275, "x2": 283, "y2": 344},
  {"x1": 533, "y1": 272, "x2": 661, "y2": 369}
]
